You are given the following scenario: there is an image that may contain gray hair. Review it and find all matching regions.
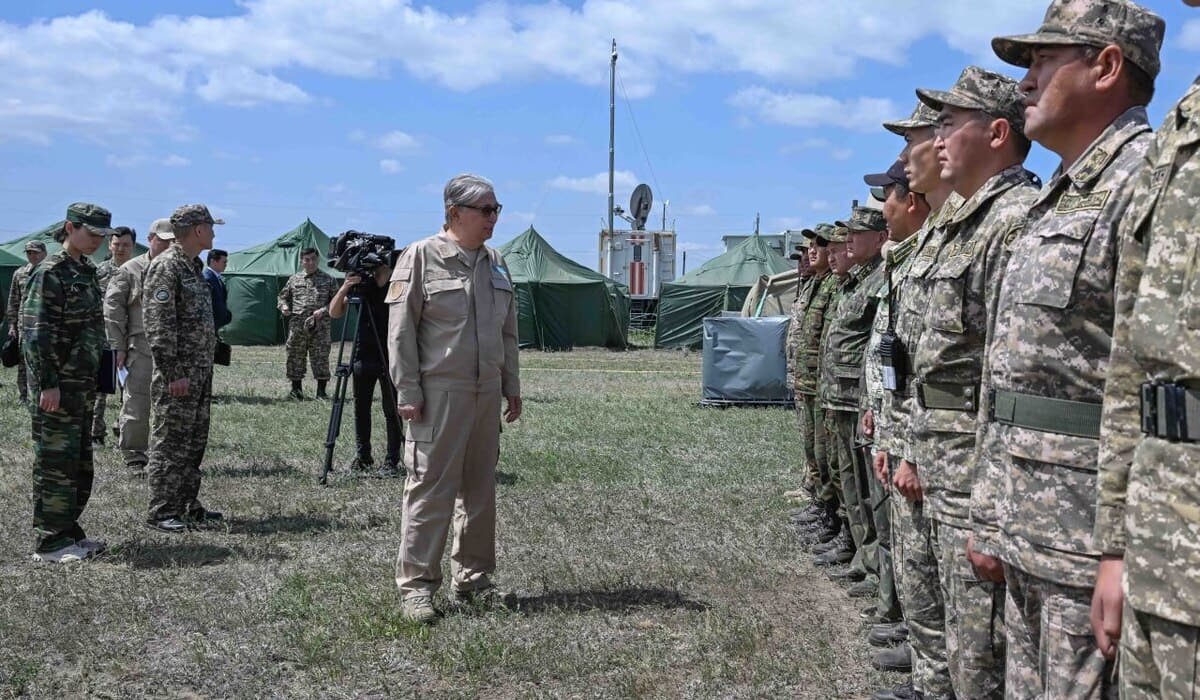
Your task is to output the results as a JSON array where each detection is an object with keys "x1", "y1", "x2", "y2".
[{"x1": 443, "y1": 173, "x2": 495, "y2": 225}]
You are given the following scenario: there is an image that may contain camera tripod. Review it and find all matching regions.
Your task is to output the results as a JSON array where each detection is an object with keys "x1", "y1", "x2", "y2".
[{"x1": 319, "y1": 289, "x2": 399, "y2": 485}]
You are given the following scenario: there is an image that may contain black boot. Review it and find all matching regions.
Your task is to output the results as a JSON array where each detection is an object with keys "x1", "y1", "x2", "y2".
[
  {"x1": 316, "y1": 380, "x2": 328, "y2": 399},
  {"x1": 289, "y1": 380, "x2": 304, "y2": 400}
]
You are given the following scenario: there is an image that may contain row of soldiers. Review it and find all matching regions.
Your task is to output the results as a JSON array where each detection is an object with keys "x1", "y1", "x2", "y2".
[
  {"x1": 784, "y1": 0, "x2": 1198, "y2": 698},
  {"x1": 19, "y1": 203, "x2": 227, "y2": 564}
]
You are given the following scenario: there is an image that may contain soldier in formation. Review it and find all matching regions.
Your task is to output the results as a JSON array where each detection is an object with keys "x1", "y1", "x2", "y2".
[
  {"x1": 788, "y1": 1, "x2": 1196, "y2": 698},
  {"x1": 105, "y1": 219, "x2": 174, "y2": 475},
  {"x1": 143, "y1": 205, "x2": 222, "y2": 533},
  {"x1": 7, "y1": 240, "x2": 48, "y2": 404},
  {"x1": 91, "y1": 225, "x2": 136, "y2": 445},
  {"x1": 278, "y1": 247, "x2": 337, "y2": 399}
]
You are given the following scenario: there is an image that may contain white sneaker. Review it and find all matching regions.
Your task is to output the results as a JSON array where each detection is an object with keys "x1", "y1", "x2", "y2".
[
  {"x1": 32, "y1": 543, "x2": 91, "y2": 563},
  {"x1": 77, "y1": 538, "x2": 107, "y2": 555}
]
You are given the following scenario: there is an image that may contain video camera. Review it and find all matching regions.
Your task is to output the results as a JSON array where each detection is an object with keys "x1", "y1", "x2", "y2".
[{"x1": 329, "y1": 231, "x2": 396, "y2": 278}]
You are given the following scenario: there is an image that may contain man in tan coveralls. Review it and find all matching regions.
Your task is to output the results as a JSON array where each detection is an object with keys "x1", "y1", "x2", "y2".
[
  {"x1": 105, "y1": 219, "x2": 174, "y2": 474},
  {"x1": 388, "y1": 173, "x2": 522, "y2": 624}
]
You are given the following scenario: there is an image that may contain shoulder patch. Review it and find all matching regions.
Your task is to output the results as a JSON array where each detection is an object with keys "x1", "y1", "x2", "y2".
[
  {"x1": 153, "y1": 288, "x2": 171, "y2": 303},
  {"x1": 385, "y1": 280, "x2": 408, "y2": 304}
]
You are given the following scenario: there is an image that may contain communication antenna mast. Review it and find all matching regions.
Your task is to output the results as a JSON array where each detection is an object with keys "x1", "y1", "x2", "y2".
[{"x1": 608, "y1": 39, "x2": 617, "y2": 237}]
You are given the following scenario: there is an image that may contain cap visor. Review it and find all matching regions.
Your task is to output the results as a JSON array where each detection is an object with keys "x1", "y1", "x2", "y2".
[
  {"x1": 992, "y1": 32, "x2": 1087, "y2": 68},
  {"x1": 800, "y1": 229, "x2": 818, "y2": 239},
  {"x1": 788, "y1": 253, "x2": 804, "y2": 260},
  {"x1": 870, "y1": 186, "x2": 888, "y2": 202},
  {"x1": 864, "y1": 172, "x2": 894, "y2": 187},
  {"x1": 212, "y1": 218, "x2": 226, "y2": 225},
  {"x1": 82, "y1": 224, "x2": 115, "y2": 237}
]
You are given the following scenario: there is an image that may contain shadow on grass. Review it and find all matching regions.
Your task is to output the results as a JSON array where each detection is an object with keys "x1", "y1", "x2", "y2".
[
  {"x1": 212, "y1": 394, "x2": 293, "y2": 406},
  {"x1": 224, "y1": 514, "x2": 336, "y2": 536},
  {"x1": 207, "y1": 463, "x2": 297, "y2": 478},
  {"x1": 495, "y1": 471, "x2": 519, "y2": 485},
  {"x1": 511, "y1": 587, "x2": 709, "y2": 615},
  {"x1": 114, "y1": 541, "x2": 238, "y2": 569}
]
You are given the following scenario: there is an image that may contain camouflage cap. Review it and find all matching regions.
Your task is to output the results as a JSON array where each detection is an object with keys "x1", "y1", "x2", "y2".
[
  {"x1": 149, "y1": 218, "x2": 176, "y2": 240},
  {"x1": 170, "y1": 204, "x2": 225, "y2": 228},
  {"x1": 917, "y1": 66, "x2": 1025, "y2": 132},
  {"x1": 882, "y1": 101, "x2": 940, "y2": 136},
  {"x1": 801, "y1": 223, "x2": 835, "y2": 244},
  {"x1": 24, "y1": 240, "x2": 46, "y2": 253},
  {"x1": 836, "y1": 206, "x2": 887, "y2": 234},
  {"x1": 992, "y1": 0, "x2": 1164, "y2": 79},
  {"x1": 65, "y1": 202, "x2": 115, "y2": 236},
  {"x1": 826, "y1": 225, "x2": 850, "y2": 244}
]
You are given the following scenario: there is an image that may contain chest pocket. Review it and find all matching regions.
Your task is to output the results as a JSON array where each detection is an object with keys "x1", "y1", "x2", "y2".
[
  {"x1": 424, "y1": 276, "x2": 468, "y2": 320},
  {"x1": 926, "y1": 254, "x2": 973, "y2": 334},
  {"x1": 491, "y1": 272, "x2": 513, "y2": 314},
  {"x1": 902, "y1": 254, "x2": 937, "y2": 315},
  {"x1": 1012, "y1": 210, "x2": 1099, "y2": 309}
]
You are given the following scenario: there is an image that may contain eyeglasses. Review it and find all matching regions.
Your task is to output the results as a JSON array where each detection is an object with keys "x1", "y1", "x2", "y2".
[{"x1": 459, "y1": 203, "x2": 503, "y2": 217}]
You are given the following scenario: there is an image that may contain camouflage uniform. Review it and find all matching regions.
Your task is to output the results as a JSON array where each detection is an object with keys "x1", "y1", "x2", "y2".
[
  {"x1": 1096, "y1": 74, "x2": 1200, "y2": 700},
  {"x1": 798, "y1": 265, "x2": 841, "y2": 508},
  {"x1": 89, "y1": 258, "x2": 120, "y2": 441},
  {"x1": 864, "y1": 229, "x2": 919, "y2": 633},
  {"x1": 975, "y1": 3, "x2": 1166, "y2": 696},
  {"x1": 786, "y1": 269, "x2": 815, "y2": 490},
  {"x1": 21, "y1": 205, "x2": 110, "y2": 554},
  {"x1": 278, "y1": 269, "x2": 338, "y2": 381},
  {"x1": 883, "y1": 191, "x2": 960, "y2": 700},
  {"x1": 907, "y1": 66, "x2": 1041, "y2": 700},
  {"x1": 972, "y1": 105, "x2": 1153, "y2": 697},
  {"x1": 105, "y1": 252, "x2": 155, "y2": 469},
  {"x1": 7, "y1": 261, "x2": 39, "y2": 402},
  {"x1": 143, "y1": 208, "x2": 218, "y2": 523},
  {"x1": 821, "y1": 216, "x2": 886, "y2": 582}
]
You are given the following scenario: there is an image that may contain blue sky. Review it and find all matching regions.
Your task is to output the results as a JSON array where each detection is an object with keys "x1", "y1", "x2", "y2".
[{"x1": 1, "y1": 0, "x2": 1197, "y2": 270}]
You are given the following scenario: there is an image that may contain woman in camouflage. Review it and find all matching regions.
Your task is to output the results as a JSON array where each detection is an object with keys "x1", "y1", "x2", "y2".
[{"x1": 22, "y1": 203, "x2": 113, "y2": 563}]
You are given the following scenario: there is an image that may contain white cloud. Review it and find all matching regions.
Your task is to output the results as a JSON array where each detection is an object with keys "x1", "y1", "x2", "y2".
[
  {"x1": 196, "y1": 66, "x2": 310, "y2": 107},
  {"x1": 0, "y1": 1, "x2": 1047, "y2": 143},
  {"x1": 379, "y1": 159, "x2": 403, "y2": 174},
  {"x1": 161, "y1": 154, "x2": 190, "y2": 167},
  {"x1": 731, "y1": 88, "x2": 899, "y2": 133},
  {"x1": 548, "y1": 170, "x2": 637, "y2": 195},
  {"x1": 810, "y1": 200, "x2": 831, "y2": 211},
  {"x1": 781, "y1": 138, "x2": 855, "y2": 161},
  {"x1": 545, "y1": 134, "x2": 576, "y2": 146},
  {"x1": 374, "y1": 130, "x2": 418, "y2": 152},
  {"x1": 681, "y1": 204, "x2": 716, "y2": 216}
]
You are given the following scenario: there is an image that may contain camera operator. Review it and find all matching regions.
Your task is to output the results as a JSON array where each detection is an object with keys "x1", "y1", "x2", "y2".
[{"x1": 328, "y1": 261, "x2": 404, "y2": 478}]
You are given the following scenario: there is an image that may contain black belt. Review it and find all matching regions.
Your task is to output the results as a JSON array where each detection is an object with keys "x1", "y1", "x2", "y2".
[
  {"x1": 1141, "y1": 382, "x2": 1200, "y2": 442},
  {"x1": 991, "y1": 390, "x2": 1102, "y2": 439}
]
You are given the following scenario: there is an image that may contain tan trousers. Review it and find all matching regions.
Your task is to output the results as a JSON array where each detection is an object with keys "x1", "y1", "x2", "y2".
[
  {"x1": 396, "y1": 388, "x2": 501, "y2": 599},
  {"x1": 118, "y1": 348, "x2": 152, "y2": 467}
]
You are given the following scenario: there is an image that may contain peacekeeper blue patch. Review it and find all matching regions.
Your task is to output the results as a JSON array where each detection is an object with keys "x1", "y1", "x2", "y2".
[{"x1": 153, "y1": 288, "x2": 171, "y2": 303}]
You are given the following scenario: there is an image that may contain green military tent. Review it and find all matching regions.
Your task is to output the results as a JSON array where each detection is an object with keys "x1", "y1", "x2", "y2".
[
  {"x1": 0, "y1": 221, "x2": 148, "y2": 333},
  {"x1": 740, "y1": 269, "x2": 802, "y2": 318},
  {"x1": 221, "y1": 219, "x2": 347, "y2": 345},
  {"x1": 654, "y1": 234, "x2": 791, "y2": 349},
  {"x1": 497, "y1": 226, "x2": 630, "y2": 350}
]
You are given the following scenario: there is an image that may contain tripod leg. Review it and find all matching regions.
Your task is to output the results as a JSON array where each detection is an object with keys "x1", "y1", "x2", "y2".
[{"x1": 319, "y1": 298, "x2": 363, "y2": 485}]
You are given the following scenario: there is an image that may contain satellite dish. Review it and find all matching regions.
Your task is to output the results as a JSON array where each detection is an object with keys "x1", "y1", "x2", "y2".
[{"x1": 630, "y1": 184, "x2": 653, "y2": 231}]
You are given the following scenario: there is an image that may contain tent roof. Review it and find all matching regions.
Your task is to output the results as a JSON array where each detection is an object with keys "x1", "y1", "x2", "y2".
[
  {"x1": 498, "y1": 226, "x2": 627, "y2": 289},
  {"x1": 0, "y1": 221, "x2": 148, "y2": 264},
  {"x1": 225, "y1": 219, "x2": 339, "y2": 277},
  {"x1": 669, "y1": 234, "x2": 790, "y2": 288}
]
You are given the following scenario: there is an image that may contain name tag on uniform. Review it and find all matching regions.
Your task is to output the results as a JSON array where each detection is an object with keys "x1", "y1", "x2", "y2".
[{"x1": 1055, "y1": 190, "x2": 1110, "y2": 214}]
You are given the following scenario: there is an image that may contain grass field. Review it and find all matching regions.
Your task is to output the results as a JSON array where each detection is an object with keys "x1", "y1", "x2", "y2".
[{"x1": 0, "y1": 346, "x2": 893, "y2": 698}]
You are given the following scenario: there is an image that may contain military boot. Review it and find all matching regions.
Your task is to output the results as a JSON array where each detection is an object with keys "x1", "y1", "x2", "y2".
[
  {"x1": 812, "y1": 535, "x2": 854, "y2": 567},
  {"x1": 846, "y1": 579, "x2": 877, "y2": 597},
  {"x1": 789, "y1": 503, "x2": 825, "y2": 525},
  {"x1": 871, "y1": 642, "x2": 913, "y2": 672},
  {"x1": 289, "y1": 380, "x2": 304, "y2": 400},
  {"x1": 316, "y1": 380, "x2": 329, "y2": 399},
  {"x1": 811, "y1": 528, "x2": 849, "y2": 555},
  {"x1": 868, "y1": 621, "x2": 909, "y2": 648}
]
